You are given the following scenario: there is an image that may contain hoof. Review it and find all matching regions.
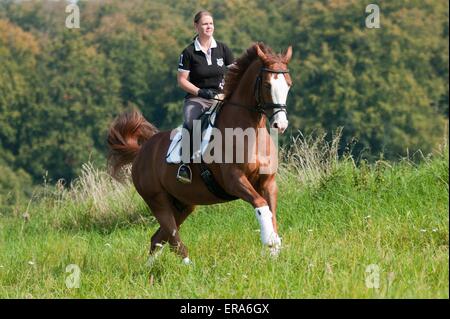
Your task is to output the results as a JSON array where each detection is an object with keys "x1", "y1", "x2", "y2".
[
  {"x1": 266, "y1": 234, "x2": 282, "y2": 258},
  {"x1": 182, "y1": 257, "x2": 192, "y2": 265},
  {"x1": 146, "y1": 244, "x2": 164, "y2": 267},
  {"x1": 269, "y1": 245, "x2": 281, "y2": 258},
  {"x1": 146, "y1": 256, "x2": 157, "y2": 268}
]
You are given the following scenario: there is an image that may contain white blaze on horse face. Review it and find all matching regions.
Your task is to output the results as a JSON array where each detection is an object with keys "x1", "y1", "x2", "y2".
[{"x1": 269, "y1": 74, "x2": 289, "y2": 134}]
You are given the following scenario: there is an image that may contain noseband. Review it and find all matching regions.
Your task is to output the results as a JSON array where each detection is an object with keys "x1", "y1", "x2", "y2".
[{"x1": 254, "y1": 67, "x2": 289, "y2": 121}]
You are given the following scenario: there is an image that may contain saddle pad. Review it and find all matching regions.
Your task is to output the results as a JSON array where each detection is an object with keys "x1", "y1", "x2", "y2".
[{"x1": 166, "y1": 107, "x2": 218, "y2": 163}]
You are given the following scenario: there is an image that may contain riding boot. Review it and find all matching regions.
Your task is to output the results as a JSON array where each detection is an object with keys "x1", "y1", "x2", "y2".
[{"x1": 176, "y1": 123, "x2": 192, "y2": 184}]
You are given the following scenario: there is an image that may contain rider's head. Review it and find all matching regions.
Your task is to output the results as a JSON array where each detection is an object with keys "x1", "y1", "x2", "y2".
[{"x1": 194, "y1": 11, "x2": 214, "y2": 39}]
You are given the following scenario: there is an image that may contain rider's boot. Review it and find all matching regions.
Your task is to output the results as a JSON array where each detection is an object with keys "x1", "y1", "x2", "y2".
[{"x1": 176, "y1": 123, "x2": 192, "y2": 184}]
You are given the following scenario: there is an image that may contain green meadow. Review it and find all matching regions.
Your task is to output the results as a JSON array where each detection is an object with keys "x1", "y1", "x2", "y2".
[{"x1": 0, "y1": 136, "x2": 448, "y2": 298}]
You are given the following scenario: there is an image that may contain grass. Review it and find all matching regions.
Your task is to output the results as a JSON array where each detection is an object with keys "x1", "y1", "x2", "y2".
[{"x1": 0, "y1": 133, "x2": 448, "y2": 298}]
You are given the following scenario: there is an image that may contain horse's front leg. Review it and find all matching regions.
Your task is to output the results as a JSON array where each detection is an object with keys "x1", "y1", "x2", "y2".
[
  {"x1": 259, "y1": 174, "x2": 278, "y2": 233},
  {"x1": 259, "y1": 174, "x2": 282, "y2": 256},
  {"x1": 224, "y1": 171, "x2": 281, "y2": 250}
]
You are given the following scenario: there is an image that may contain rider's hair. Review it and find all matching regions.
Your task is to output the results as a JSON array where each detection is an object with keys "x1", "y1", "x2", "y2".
[
  {"x1": 192, "y1": 11, "x2": 213, "y2": 40},
  {"x1": 194, "y1": 10, "x2": 213, "y2": 24}
]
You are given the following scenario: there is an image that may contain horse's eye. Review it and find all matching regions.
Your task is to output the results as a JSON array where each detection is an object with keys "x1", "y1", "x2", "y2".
[{"x1": 264, "y1": 83, "x2": 271, "y2": 89}]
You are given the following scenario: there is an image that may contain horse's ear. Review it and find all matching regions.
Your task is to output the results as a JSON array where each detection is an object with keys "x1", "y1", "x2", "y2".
[
  {"x1": 255, "y1": 43, "x2": 269, "y2": 64},
  {"x1": 282, "y1": 46, "x2": 293, "y2": 64}
]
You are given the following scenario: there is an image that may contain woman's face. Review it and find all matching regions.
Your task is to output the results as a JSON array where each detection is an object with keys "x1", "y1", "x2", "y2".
[{"x1": 195, "y1": 15, "x2": 214, "y2": 38}]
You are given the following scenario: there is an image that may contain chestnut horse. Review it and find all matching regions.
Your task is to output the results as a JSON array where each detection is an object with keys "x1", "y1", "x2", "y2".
[{"x1": 107, "y1": 43, "x2": 292, "y2": 263}]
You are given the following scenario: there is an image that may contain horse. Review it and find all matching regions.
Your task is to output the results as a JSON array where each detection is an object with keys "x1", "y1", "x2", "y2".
[{"x1": 107, "y1": 42, "x2": 293, "y2": 264}]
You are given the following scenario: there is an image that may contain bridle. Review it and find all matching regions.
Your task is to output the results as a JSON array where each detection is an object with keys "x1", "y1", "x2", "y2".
[
  {"x1": 195, "y1": 68, "x2": 290, "y2": 201},
  {"x1": 254, "y1": 67, "x2": 290, "y2": 122},
  {"x1": 211, "y1": 66, "x2": 290, "y2": 122}
]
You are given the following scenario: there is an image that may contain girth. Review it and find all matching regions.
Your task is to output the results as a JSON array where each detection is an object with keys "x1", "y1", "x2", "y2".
[
  {"x1": 198, "y1": 163, "x2": 238, "y2": 201},
  {"x1": 195, "y1": 101, "x2": 238, "y2": 201}
]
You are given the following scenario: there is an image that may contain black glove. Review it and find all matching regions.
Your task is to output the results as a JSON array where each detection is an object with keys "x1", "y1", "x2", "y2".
[{"x1": 197, "y1": 88, "x2": 217, "y2": 99}]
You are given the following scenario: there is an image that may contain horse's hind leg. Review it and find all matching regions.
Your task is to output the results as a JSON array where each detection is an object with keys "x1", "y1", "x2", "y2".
[
  {"x1": 146, "y1": 227, "x2": 169, "y2": 267},
  {"x1": 145, "y1": 193, "x2": 192, "y2": 262},
  {"x1": 149, "y1": 202, "x2": 194, "y2": 253},
  {"x1": 149, "y1": 227, "x2": 168, "y2": 252}
]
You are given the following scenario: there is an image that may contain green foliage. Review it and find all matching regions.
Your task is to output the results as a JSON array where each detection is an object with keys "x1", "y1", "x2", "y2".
[
  {"x1": 0, "y1": 0, "x2": 448, "y2": 203},
  {"x1": 0, "y1": 158, "x2": 33, "y2": 214},
  {"x1": 291, "y1": 0, "x2": 448, "y2": 159}
]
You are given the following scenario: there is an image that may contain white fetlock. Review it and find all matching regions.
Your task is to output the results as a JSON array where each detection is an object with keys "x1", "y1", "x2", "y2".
[
  {"x1": 269, "y1": 234, "x2": 282, "y2": 257},
  {"x1": 146, "y1": 253, "x2": 161, "y2": 267},
  {"x1": 269, "y1": 246, "x2": 281, "y2": 257},
  {"x1": 270, "y1": 233, "x2": 282, "y2": 247},
  {"x1": 255, "y1": 206, "x2": 277, "y2": 246},
  {"x1": 182, "y1": 257, "x2": 192, "y2": 265},
  {"x1": 146, "y1": 243, "x2": 164, "y2": 267}
]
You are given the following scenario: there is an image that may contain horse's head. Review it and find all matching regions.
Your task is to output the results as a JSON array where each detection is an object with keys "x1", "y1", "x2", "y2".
[{"x1": 255, "y1": 44, "x2": 293, "y2": 134}]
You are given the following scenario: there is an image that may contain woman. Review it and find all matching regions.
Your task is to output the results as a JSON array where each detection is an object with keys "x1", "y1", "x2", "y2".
[{"x1": 175, "y1": 10, "x2": 234, "y2": 183}]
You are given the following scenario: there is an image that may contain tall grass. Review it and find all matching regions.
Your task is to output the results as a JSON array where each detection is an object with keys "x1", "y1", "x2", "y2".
[
  {"x1": 279, "y1": 128, "x2": 341, "y2": 186},
  {"x1": 0, "y1": 132, "x2": 447, "y2": 298},
  {"x1": 30, "y1": 163, "x2": 152, "y2": 232}
]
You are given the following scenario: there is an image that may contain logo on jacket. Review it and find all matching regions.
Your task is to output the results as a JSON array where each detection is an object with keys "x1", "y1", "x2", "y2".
[
  {"x1": 216, "y1": 58, "x2": 224, "y2": 67},
  {"x1": 179, "y1": 54, "x2": 184, "y2": 67}
]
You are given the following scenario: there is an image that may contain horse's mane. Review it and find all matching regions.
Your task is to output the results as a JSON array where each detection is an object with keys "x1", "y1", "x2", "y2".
[{"x1": 223, "y1": 42, "x2": 278, "y2": 99}]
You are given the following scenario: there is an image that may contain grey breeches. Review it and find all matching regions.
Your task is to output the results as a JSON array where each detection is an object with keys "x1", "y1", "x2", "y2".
[{"x1": 183, "y1": 96, "x2": 216, "y2": 130}]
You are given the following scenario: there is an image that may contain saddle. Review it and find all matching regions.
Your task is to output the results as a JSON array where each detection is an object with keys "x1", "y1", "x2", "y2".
[
  {"x1": 166, "y1": 101, "x2": 220, "y2": 164},
  {"x1": 165, "y1": 100, "x2": 237, "y2": 201}
]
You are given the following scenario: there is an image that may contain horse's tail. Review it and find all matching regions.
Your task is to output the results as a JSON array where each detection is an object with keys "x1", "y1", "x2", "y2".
[{"x1": 107, "y1": 108, "x2": 158, "y2": 178}]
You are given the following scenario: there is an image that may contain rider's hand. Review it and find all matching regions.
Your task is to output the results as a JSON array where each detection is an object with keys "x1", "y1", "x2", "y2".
[{"x1": 197, "y1": 88, "x2": 217, "y2": 99}]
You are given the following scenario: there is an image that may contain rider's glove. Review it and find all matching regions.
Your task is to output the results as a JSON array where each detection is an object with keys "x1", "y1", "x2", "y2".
[{"x1": 197, "y1": 88, "x2": 217, "y2": 99}]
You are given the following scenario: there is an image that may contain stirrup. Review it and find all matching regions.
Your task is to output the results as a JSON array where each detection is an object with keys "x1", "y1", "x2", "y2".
[{"x1": 176, "y1": 164, "x2": 192, "y2": 184}]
